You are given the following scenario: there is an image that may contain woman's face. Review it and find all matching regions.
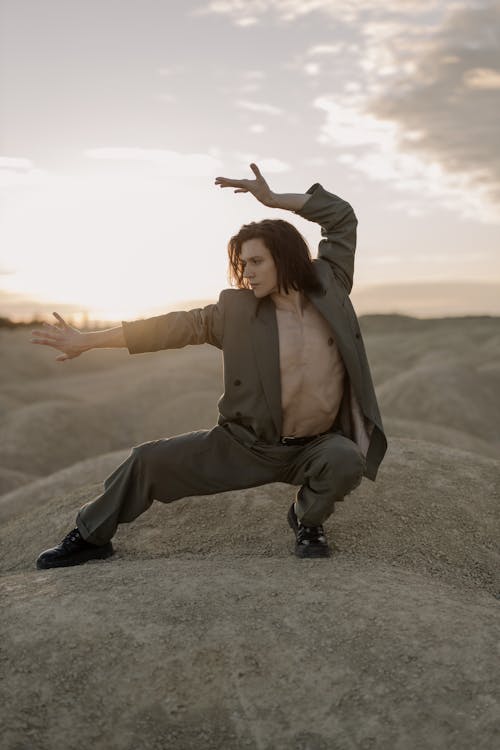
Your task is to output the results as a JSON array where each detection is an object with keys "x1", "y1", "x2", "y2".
[{"x1": 240, "y1": 238, "x2": 279, "y2": 298}]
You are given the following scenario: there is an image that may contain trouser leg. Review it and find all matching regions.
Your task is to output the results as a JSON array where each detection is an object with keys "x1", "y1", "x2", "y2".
[
  {"x1": 283, "y1": 432, "x2": 366, "y2": 527},
  {"x1": 76, "y1": 426, "x2": 283, "y2": 545}
]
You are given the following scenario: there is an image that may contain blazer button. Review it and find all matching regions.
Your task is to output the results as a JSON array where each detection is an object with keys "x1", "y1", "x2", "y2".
[
  {"x1": 327, "y1": 337, "x2": 334, "y2": 346},
  {"x1": 355, "y1": 332, "x2": 361, "y2": 339},
  {"x1": 234, "y1": 379, "x2": 241, "y2": 386},
  {"x1": 235, "y1": 411, "x2": 242, "y2": 418}
]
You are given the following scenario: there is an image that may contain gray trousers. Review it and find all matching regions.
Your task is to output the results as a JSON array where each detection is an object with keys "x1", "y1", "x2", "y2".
[{"x1": 76, "y1": 424, "x2": 366, "y2": 545}]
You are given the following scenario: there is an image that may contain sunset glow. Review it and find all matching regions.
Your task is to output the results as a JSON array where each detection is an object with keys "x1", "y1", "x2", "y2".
[{"x1": 1, "y1": 0, "x2": 499, "y2": 321}]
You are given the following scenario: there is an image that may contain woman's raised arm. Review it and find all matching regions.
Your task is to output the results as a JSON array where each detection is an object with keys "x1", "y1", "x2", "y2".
[{"x1": 215, "y1": 162, "x2": 311, "y2": 212}]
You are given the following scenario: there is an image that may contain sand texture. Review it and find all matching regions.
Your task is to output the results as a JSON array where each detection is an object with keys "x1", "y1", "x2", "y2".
[{"x1": 1, "y1": 315, "x2": 499, "y2": 750}]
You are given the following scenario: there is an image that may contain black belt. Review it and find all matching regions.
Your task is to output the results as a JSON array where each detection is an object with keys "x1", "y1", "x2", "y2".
[{"x1": 280, "y1": 430, "x2": 331, "y2": 446}]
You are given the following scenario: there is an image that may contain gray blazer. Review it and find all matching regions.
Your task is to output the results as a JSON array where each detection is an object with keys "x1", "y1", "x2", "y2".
[{"x1": 123, "y1": 183, "x2": 388, "y2": 481}]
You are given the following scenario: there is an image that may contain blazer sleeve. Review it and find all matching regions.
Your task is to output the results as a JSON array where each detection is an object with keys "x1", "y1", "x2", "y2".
[
  {"x1": 294, "y1": 182, "x2": 358, "y2": 293},
  {"x1": 121, "y1": 291, "x2": 225, "y2": 354}
]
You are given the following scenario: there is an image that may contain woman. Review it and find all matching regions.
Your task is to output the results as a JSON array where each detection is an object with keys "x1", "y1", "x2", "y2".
[{"x1": 32, "y1": 163, "x2": 387, "y2": 568}]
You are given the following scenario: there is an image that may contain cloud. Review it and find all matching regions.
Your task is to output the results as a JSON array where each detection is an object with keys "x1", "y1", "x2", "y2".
[
  {"x1": 232, "y1": 153, "x2": 291, "y2": 172},
  {"x1": 83, "y1": 148, "x2": 223, "y2": 176},
  {"x1": 254, "y1": 157, "x2": 290, "y2": 173},
  {"x1": 235, "y1": 99, "x2": 284, "y2": 115},
  {"x1": 306, "y1": 44, "x2": 344, "y2": 56},
  {"x1": 317, "y1": 96, "x2": 498, "y2": 222},
  {"x1": 0, "y1": 157, "x2": 48, "y2": 188},
  {"x1": 158, "y1": 64, "x2": 185, "y2": 76},
  {"x1": 84, "y1": 148, "x2": 288, "y2": 179},
  {"x1": 280, "y1": 1, "x2": 499, "y2": 220},
  {"x1": 195, "y1": 0, "x2": 500, "y2": 215},
  {"x1": 463, "y1": 67, "x2": 500, "y2": 90},
  {"x1": 194, "y1": 0, "x2": 443, "y2": 25},
  {"x1": 302, "y1": 156, "x2": 327, "y2": 167},
  {"x1": 238, "y1": 71, "x2": 266, "y2": 94},
  {"x1": 365, "y1": 3, "x2": 500, "y2": 204},
  {"x1": 0, "y1": 157, "x2": 33, "y2": 170},
  {"x1": 304, "y1": 62, "x2": 321, "y2": 76},
  {"x1": 235, "y1": 16, "x2": 258, "y2": 26},
  {"x1": 316, "y1": 99, "x2": 393, "y2": 148},
  {"x1": 239, "y1": 83, "x2": 262, "y2": 93},
  {"x1": 154, "y1": 93, "x2": 177, "y2": 103},
  {"x1": 243, "y1": 70, "x2": 266, "y2": 79}
]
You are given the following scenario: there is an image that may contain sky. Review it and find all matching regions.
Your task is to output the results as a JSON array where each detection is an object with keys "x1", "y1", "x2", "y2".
[{"x1": 1, "y1": 0, "x2": 499, "y2": 322}]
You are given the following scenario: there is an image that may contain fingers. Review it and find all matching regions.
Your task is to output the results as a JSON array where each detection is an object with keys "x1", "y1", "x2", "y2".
[
  {"x1": 52, "y1": 311, "x2": 68, "y2": 328},
  {"x1": 214, "y1": 164, "x2": 260, "y2": 186},
  {"x1": 31, "y1": 336, "x2": 58, "y2": 346},
  {"x1": 214, "y1": 177, "x2": 243, "y2": 188},
  {"x1": 30, "y1": 327, "x2": 63, "y2": 346},
  {"x1": 31, "y1": 322, "x2": 58, "y2": 335},
  {"x1": 31, "y1": 325, "x2": 61, "y2": 339},
  {"x1": 31, "y1": 313, "x2": 69, "y2": 342},
  {"x1": 214, "y1": 164, "x2": 262, "y2": 195}
]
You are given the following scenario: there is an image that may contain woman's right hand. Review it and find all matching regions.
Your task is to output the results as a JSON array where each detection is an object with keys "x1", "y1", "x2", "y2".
[
  {"x1": 30, "y1": 312, "x2": 86, "y2": 362},
  {"x1": 214, "y1": 163, "x2": 276, "y2": 207}
]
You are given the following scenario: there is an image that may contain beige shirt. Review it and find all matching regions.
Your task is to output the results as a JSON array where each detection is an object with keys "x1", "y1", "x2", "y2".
[{"x1": 273, "y1": 292, "x2": 346, "y2": 437}]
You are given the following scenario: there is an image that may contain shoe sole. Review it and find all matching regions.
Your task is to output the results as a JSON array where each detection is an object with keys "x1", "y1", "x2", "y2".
[
  {"x1": 294, "y1": 544, "x2": 331, "y2": 559},
  {"x1": 287, "y1": 504, "x2": 331, "y2": 559},
  {"x1": 36, "y1": 544, "x2": 114, "y2": 570}
]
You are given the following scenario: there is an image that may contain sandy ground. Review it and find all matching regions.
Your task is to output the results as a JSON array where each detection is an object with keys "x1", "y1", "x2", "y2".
[{"x1": 1, "y1": 316, "x2": 499, "y2": 749}]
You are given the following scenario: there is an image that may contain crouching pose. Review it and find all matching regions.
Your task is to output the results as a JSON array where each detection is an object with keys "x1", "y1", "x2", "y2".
[{"x1": 32, "y1": 163, "x2": 387, "y2": 567}]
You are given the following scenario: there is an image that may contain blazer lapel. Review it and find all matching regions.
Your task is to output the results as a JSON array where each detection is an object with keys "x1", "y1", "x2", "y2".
[{"x1": 251, "y1": 296, "x2": 282, "y2": 437}]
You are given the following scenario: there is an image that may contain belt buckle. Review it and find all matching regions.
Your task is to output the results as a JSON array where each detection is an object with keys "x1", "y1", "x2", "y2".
[
  {"x1": 281, "y1": 435, "x2": 308, "y2": 446},
  {"x1": 280, "y1": 431, "x2": 329, "y2": 447}
]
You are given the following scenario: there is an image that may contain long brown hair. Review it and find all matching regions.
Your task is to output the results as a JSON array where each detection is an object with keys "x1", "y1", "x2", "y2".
[{"x1": 227, "y1": 218, "x2": 321, "y2": 294}]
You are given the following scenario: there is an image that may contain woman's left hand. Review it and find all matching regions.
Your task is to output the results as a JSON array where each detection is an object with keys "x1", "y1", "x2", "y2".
[{"x1": 214, "y1": 163, "x2": 275, "y2": 207}]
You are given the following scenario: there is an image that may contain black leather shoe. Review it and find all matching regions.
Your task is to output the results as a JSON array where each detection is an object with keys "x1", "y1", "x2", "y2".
[
  {"x1": 287, "y1": 502, "x2": 331, "y2": 558},
  {"x1": 36, "y1": 528, "x2": 114, "y2": 569}
]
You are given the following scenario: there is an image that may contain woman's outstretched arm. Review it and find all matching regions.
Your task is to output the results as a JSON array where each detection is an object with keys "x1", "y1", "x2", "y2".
[
  {"x1": 214, "y1": 162, "x2": 312, "y2": 212},
  {"x1": 30, "y1": 312, "x2": 126, "y2": 362}
]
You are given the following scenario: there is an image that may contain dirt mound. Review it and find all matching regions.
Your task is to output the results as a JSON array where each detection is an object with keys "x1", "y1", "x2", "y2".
[
  {"x1": 1, "y1": 319, "x2": 499, "y2": 749},
  {"x1": 377, "y1": 362, "x2": 499, "y2": 441},
  {"x1": 1, "y1": 559, "x2": 498, "y2": 749},
  {"x1": 2, "y1": 437, "x2": 498, "y2": 594},
  {"x1": 0, "y1": 449, "x2": 130, "y2": 523},
  {"x1": 383, "y1": 416, "x2": 500, "y2": 460},
  {"x1": 0, "y1": 465, "x2": 38, "y2": 495},
  {"x1": 2, "y1": 319, "x2": 499, "y2": 487},
  {"x1": 0, "y1": 343, "x2": 220, "y2": 477}
]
